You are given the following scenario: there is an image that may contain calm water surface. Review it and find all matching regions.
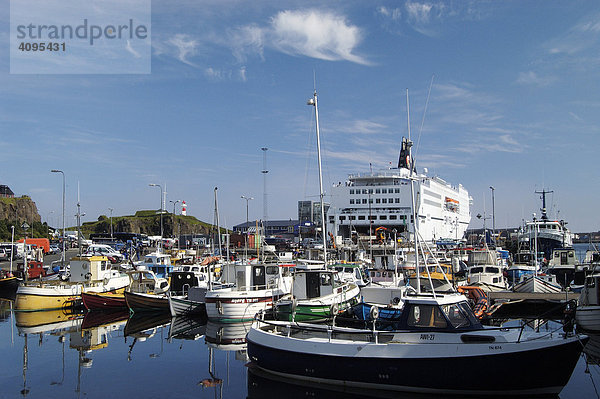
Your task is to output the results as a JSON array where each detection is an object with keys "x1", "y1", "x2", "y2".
[{"x1": 0, "y1": 299, "x2": 598, "y2": 399}]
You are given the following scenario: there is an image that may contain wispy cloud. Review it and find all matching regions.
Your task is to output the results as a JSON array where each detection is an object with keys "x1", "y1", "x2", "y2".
[
  {"x1": 167, "y1": 34, "x2": 199, "y2": 66},
  {"x1": 126, "y1": 40, "x2": 142, "y2": 58},
  {"x1": 335, "y1": 119, "x2": 387, "y2": 134},
  {"x1": 377, "y1": 1, "x2": 488, "y2": 37},
  {"x1": 516, "y1": 71, "x2": 555, "y2": 87}
]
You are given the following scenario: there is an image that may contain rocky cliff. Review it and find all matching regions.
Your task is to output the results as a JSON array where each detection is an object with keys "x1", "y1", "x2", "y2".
[{"x1": 0, "y1": 196, "x2": 41, "y2": 224}]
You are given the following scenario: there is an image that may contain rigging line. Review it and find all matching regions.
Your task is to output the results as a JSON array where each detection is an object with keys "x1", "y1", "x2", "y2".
[{"x1": 414, "y1": 74, "x2": 435, "y2": 162}]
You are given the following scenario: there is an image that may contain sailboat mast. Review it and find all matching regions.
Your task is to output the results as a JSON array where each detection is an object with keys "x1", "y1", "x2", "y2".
[
  {"x1": 308, "y1": 90, "x2": 327, "y2": 266},
  {"x1": 407, "y1": 89, "x2": 420, "y2": 294}
]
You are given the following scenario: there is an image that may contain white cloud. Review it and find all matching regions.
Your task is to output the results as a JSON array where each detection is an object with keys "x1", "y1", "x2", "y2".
[
  {"x1": 405, "y1": 1, "x2": 434, "y2": 25},
  {"x1": 377, "y1": 6, "x2": 401, "y2": 21},
  {"x1": 229, "y1": 24, "x2": 264, "y2": 63},
  {"x1": 227, "y1": 9, "x2": 369, "y2": 65},
  {"x1": 168, "y1": 34, "x2": 198, "y2": 66},
  {"x1": 125, "y1": 40, "x2": 141, "y2": 58},
  {"x1": 239, "y1": 66, "x2": 247, "y2": 82},
  {"x1": 516, "y1": 71, "x2": 555, "y2": 87},
  {"x1": 269, "y1": 9, "x2": 370, "y2": 65}
]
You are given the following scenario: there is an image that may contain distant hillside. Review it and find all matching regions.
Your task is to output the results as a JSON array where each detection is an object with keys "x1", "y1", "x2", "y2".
[
  {"x1": 0, "y1": 196, "x2": 47, "y2": 241},
  {"x1": 81, "y1": 210, "x2": 223, "y2": 237}
]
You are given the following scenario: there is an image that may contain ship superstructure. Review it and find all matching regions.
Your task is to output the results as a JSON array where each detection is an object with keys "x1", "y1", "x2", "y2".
[{"x1": 328, "y1": 138, "x2": 471, "y2": 245}]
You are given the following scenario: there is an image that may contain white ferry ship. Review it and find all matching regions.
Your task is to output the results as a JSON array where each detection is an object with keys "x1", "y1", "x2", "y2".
[{"x1": 328, "y1": 137, "x2": 471, "y2": 244}]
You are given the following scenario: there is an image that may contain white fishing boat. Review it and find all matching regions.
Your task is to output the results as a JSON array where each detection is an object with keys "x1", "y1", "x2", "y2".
[
  {"x1": 546, "y1": 247, "x2": 579, "y2": 288},
  {"x1": 511, "y1": 273, "x2": 563, "y2": 294},
  {"x1": 204, "y1": 260, "x2": 293, "y2": 322},
  {"x1": 518, "y1": 189, "x2": 573, "y2": 260},
  {"x1": 274, "y1": 267, "x2": 361, "y2": 322}
]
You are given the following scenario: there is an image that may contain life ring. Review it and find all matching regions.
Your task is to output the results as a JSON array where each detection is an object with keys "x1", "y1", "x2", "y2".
[
  {"x1": 370, "y1": 305, "x2": 379, "y2": 320},
  {"x1": 330, "y1": 303, "x2": 339, "y2": 316}
]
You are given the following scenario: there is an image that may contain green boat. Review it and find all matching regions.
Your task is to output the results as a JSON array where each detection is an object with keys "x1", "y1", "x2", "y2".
[{"x1": 274, "y1": 268, "x2": 361, "y2": 322}]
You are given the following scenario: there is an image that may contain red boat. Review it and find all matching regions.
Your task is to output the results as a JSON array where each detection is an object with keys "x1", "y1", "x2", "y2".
[{"x1": 82, "y1": 292, "x2": 127, "y2": 310}]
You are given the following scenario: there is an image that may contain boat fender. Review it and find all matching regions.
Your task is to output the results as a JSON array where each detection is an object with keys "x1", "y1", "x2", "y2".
[
  {"x1": 330, "y1": 303, "x2": 339, "y2": 316},
  {"x1": 392, "y1": 297, "x2": 401, "y2": 305},
  {"x1": 103, "y1": 277, "x2": 109, "y2": 285},
  {"x1": 370, "y1": 306, "x2": 379, "y2": 320},
  {"x1": 85, "y1": 272, "x2": 92, "y2": 280}
]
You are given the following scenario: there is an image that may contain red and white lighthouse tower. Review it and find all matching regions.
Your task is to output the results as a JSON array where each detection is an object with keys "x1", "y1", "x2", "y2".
[{"x1": 181, "y1": 201, "x2": 187, "y2": 216}]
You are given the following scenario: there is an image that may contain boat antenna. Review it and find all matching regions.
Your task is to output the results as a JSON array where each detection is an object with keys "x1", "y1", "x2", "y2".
[
  {"x1": 307, "y1": 90, "x2": 327, "y2": 267},
  {"x1": 535, "y1": 189, "x2": 553, "y2": 221},
  {"x1": 414, "y1": 74, "x2": 434, "y2": 162},
  {"x1": 407, "y1": 88, "x2": 420, "y2": 294}
]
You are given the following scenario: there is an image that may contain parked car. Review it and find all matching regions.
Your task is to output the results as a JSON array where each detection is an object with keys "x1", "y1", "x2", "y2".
[
  {"x1": 49, "y1": 244, "x2": 61, "y2": 254},
  {"x1": 0, "y1": 249, "x2": 7, "y2": 261},
  {"x1": 86, "y1": 244, "x2": 125, "y2": 263}
]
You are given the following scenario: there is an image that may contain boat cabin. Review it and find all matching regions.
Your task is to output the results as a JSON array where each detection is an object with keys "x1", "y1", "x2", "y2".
[
  {"x1": 333, "y1": 264, "x2": 370, "y2": 286},
  {"x1": 141, "y1": 253, "x2": 173, "y2": 279},
  {"x1": 292, "y1": 269, "x2": 343, "y2": 300},
  {"x1": 170, "y1": 265, "x2": 209, "y2": 296},
  {"x1": 397, "y1": 294, "x2": 483, "y2": 332},
  {"x1": 548, "y1": 248, "x2": 577, "y2": 268},
  {"x1": 70, "y1": 256, "x2": 117, "y2": 283},
  {"x1": 127, "y1": 270, "x2": 169, "y2": 294},
  {"x1": 220, "y1": 262, "x2": 292, "y2": 291}
]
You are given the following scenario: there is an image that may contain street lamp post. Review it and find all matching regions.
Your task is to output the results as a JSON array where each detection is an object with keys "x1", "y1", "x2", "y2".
[
  {"x1": 240, "y1": 196, "x2": 254, "y2": 234},
  {"x1": 169, "y1": 200, "x2": 180, "y2": 216},
  {"x1": 149, "y1": 184, "x2": 163, "y2": 251},
  {"x1": 489, "y1": 186, "x2": 495, "y2": 245},
  {"x1": 108, "y1": 208, "x2": 114, "y2": 240},
  {"x1": 10, "y1": 225, "x2": 14, "y2": 274},
  {"x1": 51, "y1": 170, "x2": 65, "y2": 266}
]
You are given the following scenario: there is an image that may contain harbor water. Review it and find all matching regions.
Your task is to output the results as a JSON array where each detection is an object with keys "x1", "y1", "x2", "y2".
[{"x1": 0, "y1": 300, "x2": 597, "y2": 399}]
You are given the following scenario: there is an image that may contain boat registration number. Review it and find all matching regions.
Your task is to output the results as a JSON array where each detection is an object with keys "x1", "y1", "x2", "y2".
[{"x1": 420, "y1": 334, "x2": 435, "y2": 341}]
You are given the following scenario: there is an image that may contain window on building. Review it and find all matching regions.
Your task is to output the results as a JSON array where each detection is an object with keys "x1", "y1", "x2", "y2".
[
  {"x1": 349, "y1": 216, "x2": 356, "y2": 220},
  {"x1": 358, "y1": 216, "x2": 366, "y2": 220},
  {"x1": 382, "y1": 188, "x2": 387, "y2": 194},
  {"x1": 350, "y1": 199, "x2": 355, "y2": 204},
  {"x1": 376, "y1": 189, "x2": 381, "y2": 194},
  {"x1": 395, "y1": 198, "x2": 400, "y2": 203},
  {"x1": 390, "y1": 215, "x2": 397, "y2": 220},
  {"x1": 350, "y1": 189, "x2": 354, "y2": 194},
  {"x1": 368, "y1": 216, "x2": 376, "y2": 220},
  {"x1": 376, "y1": 199, "x2": 381, "y2": 204},
  {"x1": 339, "y1": 216, "x2": 346, "y2": 221},
  {"x1": 380, "y1": 215, "x2": 387, "y2": 220},
  {"x1": 369, "y1": 199, "x2": 373, "y2": 204},
  {"x1": 382, "y1": 198, "x2": 387, "y2": 203},
  {"x1": 362, "y1": 199, "x2": 367, "y2": 204}
]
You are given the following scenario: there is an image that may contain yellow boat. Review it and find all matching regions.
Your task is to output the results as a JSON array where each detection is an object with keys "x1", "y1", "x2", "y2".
[{"x1": 15, "y1": 255, "x2": 129, "y2": 312}]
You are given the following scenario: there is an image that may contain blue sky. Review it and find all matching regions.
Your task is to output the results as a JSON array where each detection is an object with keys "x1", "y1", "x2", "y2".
[{"x1": 1, "y1": 1, "x2": 599, "y2": 233}]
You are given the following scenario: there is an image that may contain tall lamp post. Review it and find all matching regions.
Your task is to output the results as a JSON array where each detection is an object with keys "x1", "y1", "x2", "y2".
[
  {"x1": 51, "y1": 169, "x2": 65, "y2": 266},
  {"x1": 489, "y1": 186, "x2": 495, "y2": 245},
  {"x1": 240, "y1": 196, "x2": 253, "y2": 234},
  {"x1": 10, "y1": 225, "x2": 15, "y2": 274},
  {"x1": 169, "y1": 200, "x2": 180, "y2": 249},
  {"x1": 108, "y1": 208, "x2": 114, "y2": 240},
  {"x1": 149, "y1": 183, "x2": 163, "y2": 251}
]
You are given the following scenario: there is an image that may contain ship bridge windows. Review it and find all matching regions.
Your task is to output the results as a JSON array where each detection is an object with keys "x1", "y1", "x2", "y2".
[
  {"x1": 358, "y1": 216, "x2": 366, "y2": 220},
  {"x1": 350, "y1": 189, "x2": 355, "y2": 194},
  {"x1": 389, "y1": 215, "x2": 397, "y2": 220},
  {"x1": 376, "y1": 199, "x2": 381, "y2": 204},
  {"x1": 350, "y1": 199, "x2": 355, "y2": 204}
]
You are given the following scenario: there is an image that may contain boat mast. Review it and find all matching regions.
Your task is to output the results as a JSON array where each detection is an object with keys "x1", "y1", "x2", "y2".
[
  {"x1": 307, "y1": 90, "x2": 327, "y2": 267},
  {"x1": 407, "y1": 89, "x2": 420, "y2": 294}
]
